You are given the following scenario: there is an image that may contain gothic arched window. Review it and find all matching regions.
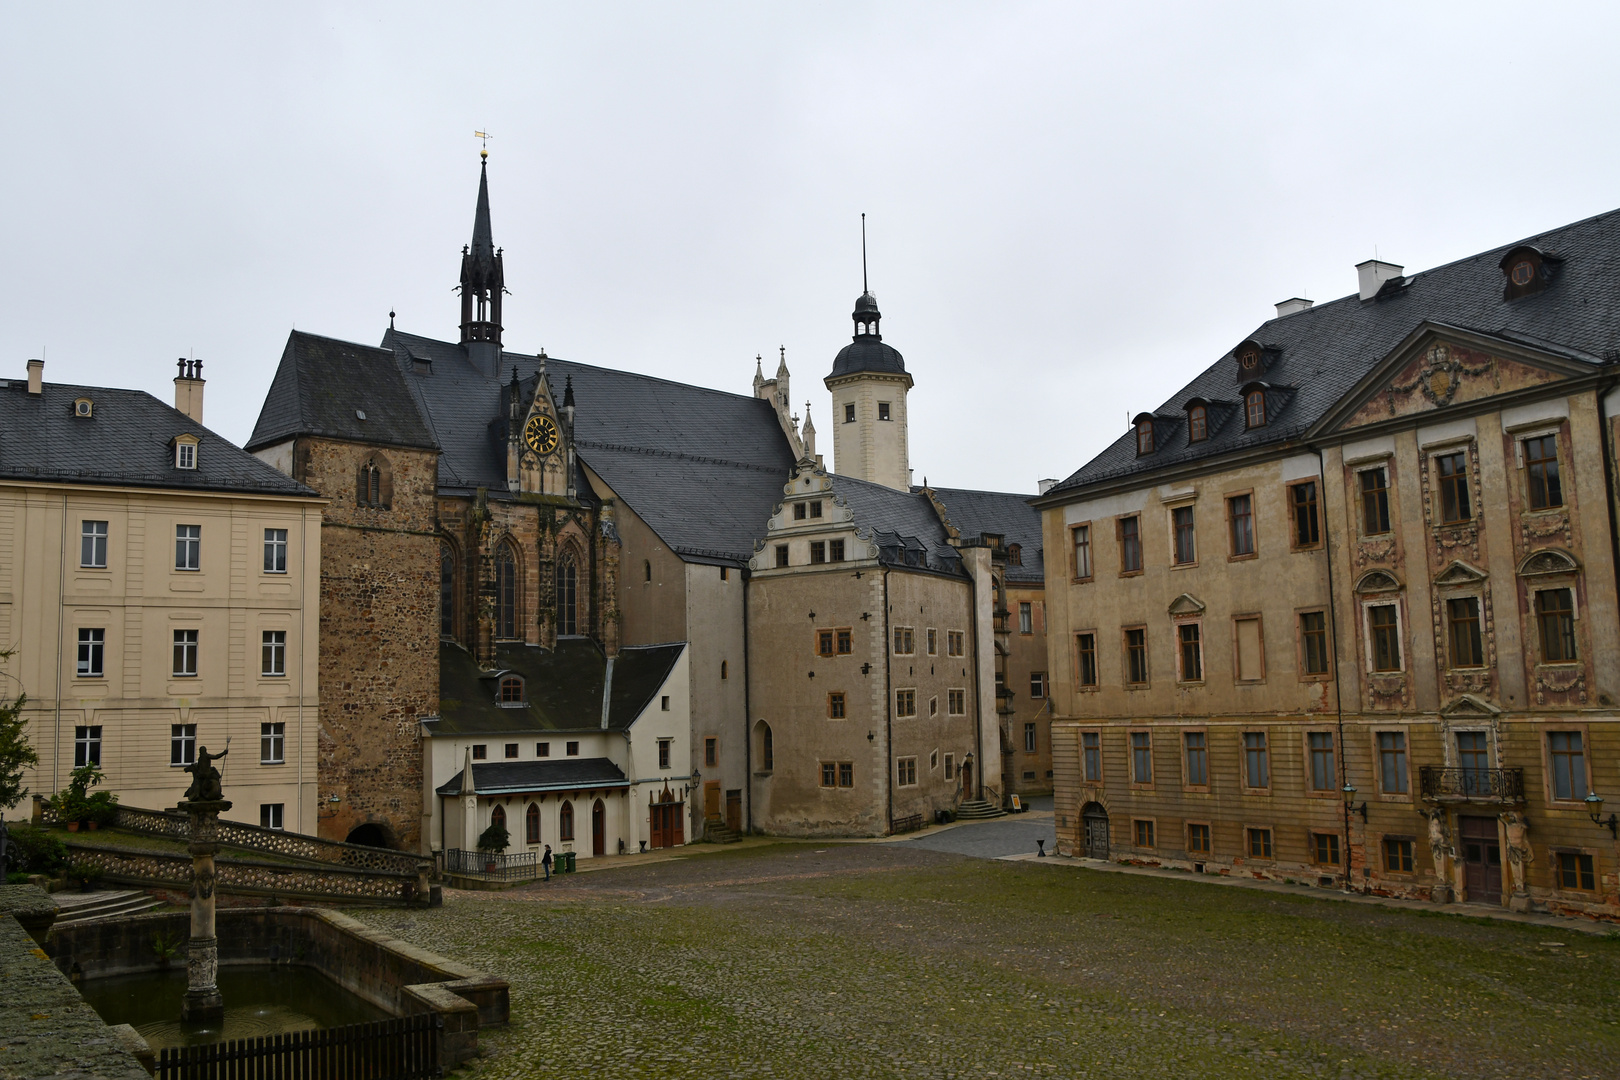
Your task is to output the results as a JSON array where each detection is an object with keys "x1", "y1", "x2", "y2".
[
  {"x1": 559, "y1": 800, "x2": 575, "y2": 842},
  {"x1": 356, "y1": 455, "x2": 391, "y2": 509},
  {"x1": 440, "y1": 543, "x2": 457, "y2": 639},
  {"x1": 490, "y1": 804, "x2": 506, "y2": 832},
  {"x1": 526, "y1": 803, "x2": 541, "y2": 845},
  {"x1": 556, "y1": 554, "x2": 578, "y2": 636},
  {"x1": 496, "y1": 546, "x2": 519, "y2": 639}
]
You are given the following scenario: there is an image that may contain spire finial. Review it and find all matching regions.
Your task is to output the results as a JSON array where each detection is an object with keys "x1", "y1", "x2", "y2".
[
  {"x1": 475, "y1": 129, "x2": 492, "y2": 160},
  {"x1": 861, "y1": 213, "x2": 868, "y2": 294},
  {"x1": 389, "y1": 308, "x2": 395, "y2": 329}
]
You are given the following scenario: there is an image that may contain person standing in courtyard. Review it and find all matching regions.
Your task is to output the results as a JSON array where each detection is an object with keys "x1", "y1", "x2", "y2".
[{"x1": 542, "y1": 844, "x2": 553, "y2": 881}]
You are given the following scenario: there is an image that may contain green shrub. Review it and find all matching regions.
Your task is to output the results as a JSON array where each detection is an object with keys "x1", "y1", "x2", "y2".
[
  {"x1": 85, "y1": 790, "x2": 119, "y2": 826},
  {"x1": 5, "y1": 871, "x2": 30, "y2": 885},
  {"x1": 67, "y1": 859, "x2": 99, "y2": 887},
  {"x1": 51, "y1": 765, "x2": 112, "y2": 825},
  {"x1": 6, "y1": 824, "x2": 68, "y2": 874},
  {"x1": 476, "y1": 822, "x2": 510, "y2": 854}
]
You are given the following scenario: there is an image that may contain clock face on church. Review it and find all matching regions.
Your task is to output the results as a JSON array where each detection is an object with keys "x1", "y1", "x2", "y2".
[{"x1": 524, "y1": 415, "x2": 559, "y2": 454}]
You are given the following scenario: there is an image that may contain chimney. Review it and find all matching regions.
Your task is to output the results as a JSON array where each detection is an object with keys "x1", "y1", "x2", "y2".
[
  {"x1": 26, "y1": 359, "x2": 42, "y2": 395},
  {"x1": 1274, "y1": 297, "x2": 1314, "y2": 318},
  {"x1": 1356, "y1": 260, "x2": 1404, "y2": 302},
  {"x1": 1037, "y1": 478, "x2": 1058, "y2": 495},
  {"x1": 173, "y1": 358, "x2": 205, "y2": 424}
]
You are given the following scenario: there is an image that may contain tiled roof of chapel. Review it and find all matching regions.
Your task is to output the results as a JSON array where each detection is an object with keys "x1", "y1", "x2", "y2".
[{"x1": 1043, "y1": 206, "x2": 1620, "y2": 500}]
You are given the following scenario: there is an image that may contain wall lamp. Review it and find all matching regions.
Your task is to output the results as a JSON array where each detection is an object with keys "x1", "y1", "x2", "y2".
[
  {"x1": 1585, "y1": 792, "x2": 1618, "y2": 838},
  {"x1": 1342, "y1": 784, "x2": 1367, "y2": 823}
]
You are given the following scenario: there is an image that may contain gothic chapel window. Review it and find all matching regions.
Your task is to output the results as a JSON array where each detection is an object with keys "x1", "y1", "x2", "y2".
[
  {"x1": 556, "y1": 555, "x2": 578, "y2": 636},
  {"x1": 441, "y1": 544, "x2": 457, "y2": 639},
  {"x1": 496, "y1": 546, "x2": 518, "y2": 639}
]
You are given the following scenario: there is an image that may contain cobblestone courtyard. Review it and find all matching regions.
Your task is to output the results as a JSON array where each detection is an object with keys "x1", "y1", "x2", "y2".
[{"x1": 361, "y1": 843, "x2": 1619, "y2": 1079}]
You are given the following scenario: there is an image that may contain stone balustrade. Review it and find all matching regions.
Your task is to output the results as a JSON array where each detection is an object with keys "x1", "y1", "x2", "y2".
[{"x1": 65, "y1": 843, "x2": 423, "y2": 904}]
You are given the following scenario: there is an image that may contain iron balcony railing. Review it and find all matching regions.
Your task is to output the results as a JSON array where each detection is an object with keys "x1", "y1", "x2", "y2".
[
  {"x1": 443, "y1": 847, "x2": 538, "y2": 882},
  {"x1": 1418, "y1": 766, "x2": 1525, "y2": 803}
]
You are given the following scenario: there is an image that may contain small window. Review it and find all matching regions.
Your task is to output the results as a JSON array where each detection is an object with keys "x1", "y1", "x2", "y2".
[
  {"x1": 263, "y1": 528, "x2": 288, "y2": 573},
  {"x1": 1172, "y1": 506, "x2": 1196, "y2": 564},
  {"x1": 775, "y1": 544, "x2": 789, "y2": 568},
  {"x1": 658, "y1": 739, "x2": 672, "y2": 770},
  {"x1": 1536, "y1": 588, "x2": 1577, "y2": 663},
  {"x1": 720, "y1": 660, "x2": 728, "y2": 680},
  {"x1": 836, "y1": 629, "x2": 852, "y2": 654},
  {"x1": 762, "y1": 725, "x2": 774, "y2": 771},
  {"x1": 1378, "y1": 732, "x2": 1408, "y2": 794},
  {"x1": 260, "y1": 722, "x2": 285, "y2": 764},
  {"x1": 472, "y1": 744, "x2": 488, "y2": 760},
  {"x1": 357, "y1": 460, "x2": 384, "y2": 507},
  {"x1": 499, "y1": 676, "x2": 524, "y2": 703},
  {"x1": 927, "y1": 628, "x2": 938, "y2": 655},
  {"x1": 260, "y1": 804, "x2": 285, "y2": 831},
  {"x1": 893, "y1": 627, "x2": 915, "y2": 655},
  {"x1": 1247, "y1": 828, "x2": 1273, "y2": 859},
  {"x1": 175, "y1": 524, "x2": 201, "y2": 571},
  {"x1": 1072, "y1": 525, "x2": 1092, "y2": 580},
  {"x1": 1133, "y1": 819, "x2": 1155, "y2": 848},
  {"x1": 838, "y1": 762, "x2": 853, "y2": 787},
  {"x1": 1369, "y1": 604, "x2": 1402, "y2": 671},
  {"x1": 1007, "y1": 543, "x2": 1022, "y2": 566},
  {"x1": 176, "y1": 440, "x2": 197, "y2": 469},
  {"x1": 946, "y1": 630, "x2": 965, "y2": 657},
  {"x1": 567, "y1": 741, "x2": 580, "y2": 757},
  {"x1": 821, "y1": 762, "x2": 838, "y2": 788},
  {"x1": 1239, "y1": 347, "x2": 1260, "y2": 372},
  {"x1": 1187, "y1": 823, "x2": 1211, "y2": 856},
  {"x1": 173, "y1": 629, "x2": 199, "y2": 677},
  {"x1": 1360, "y1": 468, "x2": 1391, "y2": 535},
  {"x1": 1136, "y1": 418, "x2": 1155, "y2": 455},
  {"x1": 944, "y1": 753, "x2": 955, "y2": 780},
  {"x1": 704, "y1": 737, "x2": 717, "y2": 767},
  {"x1": 721, "y1": 566, "x2": 729, "y2": 581},
  {"x1": 537, "y1": 742, "x2": 550, "y2": 757},
  {"x1": 1183, "y1": 732, "x2": 1207, "y2": 786},
  {"x1": 505, "y1": 743, "x2": 519, "y2": 759},
  {"x1": 947, "y1": 689, "x2": 965, "y2": 715},
  {"x1": 1118, "y1": 516, "x2": 1142, "y2": 573},
  {"x1": 1383, "y1": 838, "x2": 1414, "y2": 872},
  {"x1": 171, "y1": 724, "x2": 197, "y2": 766},
  {"x1": 1178, "y1": 623, "x2": 1202, "y2": 682},
  {"x1": 794, "y1": 502, "x2": 807, "y2": 520},
  {"x1": 1024, "y1": 723, "x2": 1037, "y2": 752},
  {"x1": 81, "y1": 520, "x2": 108, "y2": 568},
  {"x1": 818, "y1": 630, "x2": 836, "y2": 657},
  {"x1": 844, "y1": 403, "x2": 856, "y2": 423},
  {"x1": 1124, "y1": 628, "x2": 1147, "y2": 685},
  {"x1": 661, "y1": 695, "x2": 670, "y2": 711},
  {"x1": 810, "y1": 501, "x2": 823, "y2": 519},
  {"x1": 1300, "y1": 611, "x2": 1330, "y2": 676},
  {"x1": 74, "y1": 725, "x2": 102, "y2": 767},
  {"x1": 828, "y1": 692, "x2": 846, "y2": 719},
  {"x1": 1227, "y1": 494, "x2": 1254, "y2": 557},
  {"x1": 1130, "y1": 732, "x2": 1152, "y2": 784},
  {"x1": 1188, "y1": 404, "x2": 1207, "y2": 442},
  {"x1": 1446, "y1": 597, "x2": 1484, "y2": 668},
  {"x1": 1082, "y1": 731, "x2": 1101, "y2": 782},
  {"x1": 1019, "y1": 603, "x2": 1032, "y2": 634},
  {"x1": 895, "y1": 689, "x2": 917, "y2": 718},
  {"x1": 1524, "y1": 435, "x2": 1563, "y2": 510},
  {"x1": 1077, "y1": 633, "x2": 1098, "y2": 687},
  {"x1": 1244, "y1": 389, "x2": 1266, "y2": 429},
  {"x1": 1290, "y1": 482, "x2": 1320, "y2": 548},
  {"x1": 644, "y1": 560, "x2": 652, "y2": 582},
  {"x1": 74, "y1": 397, "x2": 93, "y2": 418},
  {"x1": 810, "y1": 541, "x2": 826, "y2": 564},
  {"x1": 261, "y1": 630, "x2": 286, "y2": 676},
  {"x1": 77, "y1": 628, "x2": 105, "y2": 678},
  {"x1": 878, "y1": 403, "x2": 891, "y2": 421},
  {"x1": 1312, "y1": 832, "x2": 1341, "y2": 865},
  {"x1": 1436, "y1": 451, "x2": 1472, "y2": 524},
  {"x1": 1557, "y1": 851, "x2": 1597, "y2": 891},
  {"x1": 897, "y1": 757, "x2": 918, "y2": 786},
  {"x1": 1029, "y1": 671, "x2": 1046, "y2": 699},
  {"x1": 1243, "y1": 732, "x2": 1269, "y2": 788},
  {"x1": 829, "y1": 539, "x2": 845, "y2": 561}
]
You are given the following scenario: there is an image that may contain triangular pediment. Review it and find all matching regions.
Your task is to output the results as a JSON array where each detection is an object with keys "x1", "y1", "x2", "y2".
[
  {"x1": 1440, "y1": 694, "x2": 1502, "y2": 719},
  {"x1": 1167, "y1": 593, "x2": 1206, "y2": 616},
  {"x1": 1434, "y1": 560, "x2": 1488, "y2": 587},
  {"x1": 1314, "y1": 324, "x2": 1592, "y2": 436}
]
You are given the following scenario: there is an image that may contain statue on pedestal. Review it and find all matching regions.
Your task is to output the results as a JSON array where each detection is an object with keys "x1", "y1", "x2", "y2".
[
  {"x1": 178, "y1": 745, "x2": 231, "y2": 1025},
  {"x1": 181, "y1": 745, "x2": 230, "y2": 803}
]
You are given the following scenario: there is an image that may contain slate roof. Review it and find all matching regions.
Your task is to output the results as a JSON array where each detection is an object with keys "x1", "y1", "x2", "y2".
[
  {"x1": 825, "y1": 472, "x2": 962, "y2": 575},
  {"x1": 380, "y1": 329, "x2": 797, "y2": 563},
  {"x1": 925, "y1": 485, "x2": 1045, "y2": 584},
  {"x1": 1044, "y1": 206, "x2": 1620, "y2": 499},
  {"x1": 830, "y1": 335, "x2": 907, "y2": 379},
  {"x1": 431, "y1": 638, "x2": 685, "y2": 735},
  {"x1": 246, "y1": 332, "x2": 438, "y2": 453},
  {"x1": 0, "y1": 379, "x2": 314, "y2": 497},
  {"x1": 434, "y1": 758, "x2": 628, "y2": 797}
]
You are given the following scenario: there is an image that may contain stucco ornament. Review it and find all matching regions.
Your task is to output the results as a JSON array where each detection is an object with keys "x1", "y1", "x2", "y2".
[
  {"x1": 1501, "y1": 811, "x2": 1532, "y2": 882},
  {"x1": 1387, "y1": 343, "x2": 1498, "y2": 412},
  {"x1": 1425, "y1": 809, "x2": 1454, "y2": 868}
]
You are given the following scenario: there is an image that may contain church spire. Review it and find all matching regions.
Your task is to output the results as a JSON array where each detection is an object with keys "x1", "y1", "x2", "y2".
[{"x1": 459, "y1": 155, "x2": 505, "y2": 375}]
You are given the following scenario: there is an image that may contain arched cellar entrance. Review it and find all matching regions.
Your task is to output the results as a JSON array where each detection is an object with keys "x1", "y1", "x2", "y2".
[{"x1": 345, "y1": 822, "x2": 395, "y2": 849}]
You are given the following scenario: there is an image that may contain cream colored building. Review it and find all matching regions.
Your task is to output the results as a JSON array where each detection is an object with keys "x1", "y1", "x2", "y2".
[
  {"x1": 1037, "y1": 215, "x2": 1620, "y2": 918},
  {"x1": 1, "y1": 360, "x2": 324, "y2": 832}
]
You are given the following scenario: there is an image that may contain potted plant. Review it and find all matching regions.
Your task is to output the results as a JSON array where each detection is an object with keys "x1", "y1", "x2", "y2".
[
  {"x1": 67, "y1": 859, "x2": 99, "y2": 892},
  {"x1": 86, "y1": 790, "x2": 119, "y2": 829},
  {"x1": 52, "y1": 765, "x2": 108, "y2": 831},
  {"x1": 476, "y1": 821, "x2": 510, "y2": 873}
]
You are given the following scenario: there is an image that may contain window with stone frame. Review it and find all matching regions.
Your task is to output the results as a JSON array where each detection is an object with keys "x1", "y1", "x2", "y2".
[
  {"x1": 1227, "y1": 493, "x2": 1255, "y2": 557},
  {"x1": 775, "y1": 544, "x2": 789, "y2": 568},
  {"x1": 1360, "y1": 467, "x2": 1392, "y2": 535},
  {"x1": 1187, "y1": 822, "x2": 1212, "y2": 855},
  {"x1": 1072, "y1": 524, "x2": 1093, "y2": 580},
  {"x1": 828, "y1": 692, "x2": 846, "y2": 719},
  {"x1": 946, "y1": 630, "x2": 965, "y2": 657},
  {"x1": 81, "y1": 520, "x2": 109, "y2": 568},
  {"x1": 1289, "y1": 481, "x2": 1320, "y2": 549},
  {"x1": 1124, "y1": 627, "x2": 1148, "y2": 685},
  {"x1": 1377, "y1": 731, "x2": 1408, "y2": 794},
  {"x1": 496, "y1": 545, "x2": 520, "y2": 638},
  {"x1": 1177, "y1": 621, "x2": 1203, "y2": 682},
  {"x1": 1247, "y1": 827, "x2": 1273, "y2": 859},
  {"x1": 1548, "y1": 731, "x2": 1587, "y2": 801},
  {"x1": 1183, "y1": 731, "x2": 1208, "y2": 787},
  {"x1": 818, "y1": 629, "x2": 836, "y2": 657},
  {"x1": 1435, "y1": 450, "x2": 1472, "y2": 524},
  {"x1": 1524, "y1": 434, "x2": 1563, "y2": 510},
  {"x1": 895, "y1": 689, "x2": 917, "y2": 718},
  {"x1": 1130, "y1": 731, "x2": 1152, "y2": 784},
  {"x1": 1368, "y1": 604, "x2": 1402, "y2": 672},
  {"x1": 1133, "y1": 819, "x2": 1155, "y2": 848},
  {"x1": 1557, "y1": 851, "x2": 1597, "y2": 891},
  {"x1": 947, "y1": 689, "x2": 965, "y2": 715},
  {"x1": 1077, "y1": 632, "x2": 1098, "y2": 688},
  {"x1": 1536, "y1": 588, "x2": 1577, "y2": 663},
  {"x1": 836, "y1": 628, "x2": 852, "y2": 655},
  {"x1": 1300, "y1": 610, "x2": 1330, "y2": 676},
  {"x1": 838, "y1": 762, "x2": 854, "y2": 787},
  {"x1": 1082, "y1": 731, "x2": 1102, "y2": 782},
  {"x1": 893, "y1": 626, "x2": 915, "y2": 655},
  {"x1": 1243, "y1": 731, "x2": 1270, "y2": 789},
  {"x1": 1446, "y1": 596, "x2": 1485, "y2": 668},
  {"x1": 1308, "y1": 732, "x2": 1336, "y2": 792},
  {"x1": 896, "y1": 757, "x2": 918, "y2": 787},
  {"x1": 1118, "y1": 516, "x2": 1143, "y2": 573},
  {"x1": 1312, "y1": 832, "x2": 1341, "y2": 865},
  {"x1": 1382, "y1": 837, "x2": 1415, "y2": 872},
  {"x1": 1172, "y1": 505, "x2": 1196, "y2": 565}
]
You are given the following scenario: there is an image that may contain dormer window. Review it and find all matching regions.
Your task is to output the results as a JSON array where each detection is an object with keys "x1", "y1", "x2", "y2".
[
  {"x1": 1187, "y1": 404, "x2": 1207, "y2": 442},
  {"x1": 1245, "y1": 389, "x2": 1267, "y2": 429},
  {"x1": 73, "y1": 398, "x2": 93, "y2": 418},
  {"x1": 1007, "y1": 543, "x2": 1022, "y2": 566},
  {"x1": 1135, "y1": 417, "x2": 1155, "y2": 455},
  {"x1": 1239, "y1": 347, "x2": 1260, "y2": 371},
  {"x1": 498, "y1": 675, "x2": 525, "y2": 705},
  {"x1": 1499, "y1": 244, "x2": 1557, "y2": 300},
  {"x1": 173, "y1": 434, "x2": 199, "y2": 470}
]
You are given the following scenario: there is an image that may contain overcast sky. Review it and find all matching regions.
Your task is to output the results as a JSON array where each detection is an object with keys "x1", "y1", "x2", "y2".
[{"x1": 4, "y1": 3, "x2": 1620, "y2": 493}]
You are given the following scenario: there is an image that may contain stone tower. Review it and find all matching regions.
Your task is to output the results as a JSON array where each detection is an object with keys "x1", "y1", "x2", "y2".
[{"x1": 824, "y1": 288, "x2": 912, "y2": 491}]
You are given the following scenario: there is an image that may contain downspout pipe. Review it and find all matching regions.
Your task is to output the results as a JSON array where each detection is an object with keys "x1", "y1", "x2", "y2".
[
  {"x1": 742, "y1": 566, "x2": 752, "y2": 835},
  {"x1": 882, "y1": 568, "x2": 893, "y2": 834},
  {"x1": 1311, "y1": 444, "x2": 1352, "y2": 891},
  {"x1": 965, "y1": 562, "x2": 984, "y2": 801}
]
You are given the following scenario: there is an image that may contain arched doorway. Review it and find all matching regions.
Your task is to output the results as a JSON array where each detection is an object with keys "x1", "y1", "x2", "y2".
[
  {"x1": 1081, "y1": 802, "x2": 1110, "y2": 860},
  {"x1": 345, "y1": 822, "x2": 392, "y2": 849},
  {"x1": 591, "y1": 799, "x2": 606, "y2": 857}
]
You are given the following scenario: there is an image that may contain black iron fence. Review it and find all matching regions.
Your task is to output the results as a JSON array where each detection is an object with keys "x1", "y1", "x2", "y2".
[
  {"x1": 156, "y1": 1013, "x2": 440, "y2": 1079},
  {"x1": 891, "y1": 813, "x2": 924, "y2": 834},
  {"x1": 442, "y1": 848, "x2": 538, "y2": 882},
  {"x1": 1419, "y1": 766, "x2": 1525, "y2": 802}
]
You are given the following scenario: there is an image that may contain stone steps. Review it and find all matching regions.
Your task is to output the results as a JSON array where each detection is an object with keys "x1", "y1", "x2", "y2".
[
  {"x1": 954, "y1": 799, "x2": 1008, "y2": 820},
  {"x1": 703, "y1": 821, "x2": 743, "y2": 844},
  {"x1": 51, "y1": 888, "x2": 163, "y2": 926}
]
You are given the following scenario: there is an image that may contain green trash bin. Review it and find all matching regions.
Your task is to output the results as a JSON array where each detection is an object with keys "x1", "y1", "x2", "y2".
[{"x1": 563, "y1": 851, "x2": 577, "y2": 873}]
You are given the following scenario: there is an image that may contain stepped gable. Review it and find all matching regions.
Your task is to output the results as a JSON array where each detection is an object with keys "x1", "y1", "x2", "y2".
[
  {"x1": 382, "y1": 328, "x2": 797, "y2": 563},
  {"x1": 924, "y1": 485, "x2": 1044, "y2": 584},
  {"x1": 5, "y1": 379, "x2": 312, "y2": 496},
  {"x1": 1049, "y1": 206, "x2": 1620, "y2": 495},
  {"x1": 246, "y1": 330, "x2": 438, "y2": 453},
  {"x1": 430, "y1": 638, "x2": 685, "y2": 735}
]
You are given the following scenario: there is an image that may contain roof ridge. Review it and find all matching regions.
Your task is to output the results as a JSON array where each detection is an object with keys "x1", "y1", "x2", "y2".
[{"x1": 574, "y1": 438, "x2": 785, "y2": 475}]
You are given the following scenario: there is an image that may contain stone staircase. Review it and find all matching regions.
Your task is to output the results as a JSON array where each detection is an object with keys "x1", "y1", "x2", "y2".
[
  {"x1": 954, "y1": 798, "x2": 1008, "y2": 821},
  {"x1": 51, "y1": 888, "x2": 163, "y2": 926},
  {"x1": 703, "y1": 820, "x2": 743, "y2": 844}
]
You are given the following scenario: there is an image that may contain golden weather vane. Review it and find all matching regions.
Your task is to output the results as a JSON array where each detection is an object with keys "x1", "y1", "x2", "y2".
[{"x1": 475, "y1": 129, "x2": 493, "y2": 158}]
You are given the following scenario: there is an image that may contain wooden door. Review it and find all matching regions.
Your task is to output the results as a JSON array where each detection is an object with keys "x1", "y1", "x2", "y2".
[
  {"x1": 704, "y1": 782, "x2": 721, "y2": 822},
  {"x1": 650, "y1": 803, "x2": 666, "y2": 850},
  {"x1": 592, "y1": 799, "x2": 606, "y2": 857},
  {"x1": 1458, "y1": 815, "x2": 1502, "y2": 903},
  {"x1": 1083, "y1": 804, "x2": 1110, "y2": 860},
  {"x1": 725, "y1": 789, "x2": 742, "y2": 833}
]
